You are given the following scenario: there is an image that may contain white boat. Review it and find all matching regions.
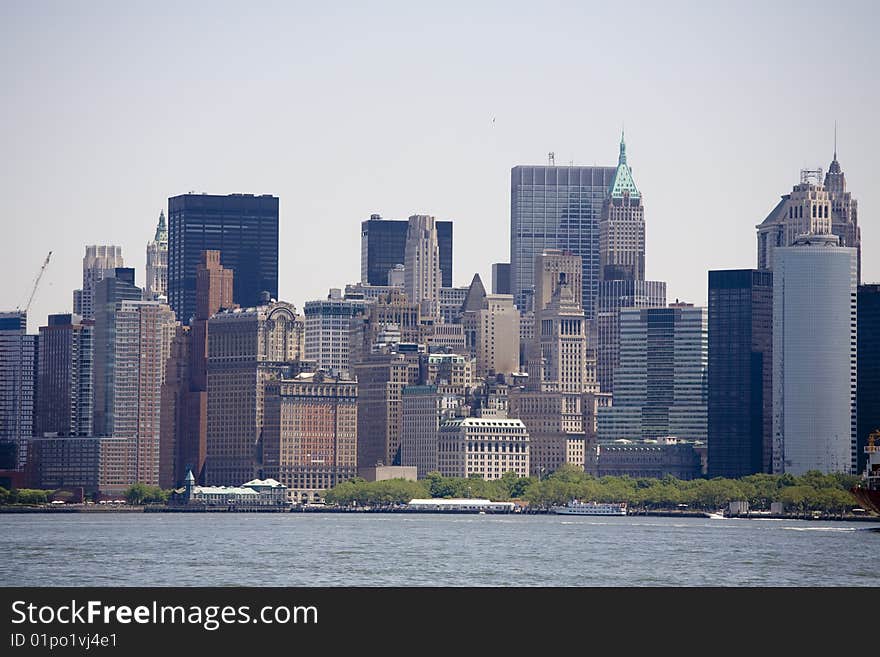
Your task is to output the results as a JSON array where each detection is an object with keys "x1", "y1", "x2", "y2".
[
  {"x1": 551, "y1": 500, "x2": 627, "y2": 516},
  {"x1": 705, "y1": 511, "x2": 725, "y2": 519}
]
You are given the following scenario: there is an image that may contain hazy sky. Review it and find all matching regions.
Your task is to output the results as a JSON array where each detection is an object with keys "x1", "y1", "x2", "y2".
[{"x1": 3, "y1": 0, "x2": 878, "y2": 332}]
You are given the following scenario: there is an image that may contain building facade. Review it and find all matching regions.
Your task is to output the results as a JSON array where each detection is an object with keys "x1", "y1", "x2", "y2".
[
  {"x1": 772, "y1": 235, "x2": 857, "y2": 475},
  {"x1": 708, "y1": 270, "x2": 773, "y2": 477},
  {"x1": 0, "y1": 312, "x2": 37, "y2": 470},
  {"x1": 510, "y1": 164, "x2": 616, "y2": 316},
  {"x1": 361, "y1": 213, "x2": 452, "y2": 288},
  {"x1": 437, "y1": 416, "x2": 530, "y2": 480},
  {"x1": 399, "y1": 385, "x2": 441, "y2": 478},
  {"x1": 598, "y1": 304, "x2": 708, "y2": 442},
  {"x1": 205, "y1": 300, "x2": 306, "y2": 486},
  {"x1": 599, "y1": 134, "x2": 645, "y2": 282},
  {"x1": 857, "y1": 284, "x2": 880, "y2": 475},
  {"x1": 404, "y1": 215, "x2": 443, "y2": 319},
  {"x1": 145, "y1": 211, "x2": 168, "y2": 300},
  {"x1": 263, "y1": 373, "x2": 357, "y2": 503},
  {"x1": 73, "y1": 245, "x2": 124, "y2": 320},
  {"x1": 596, "y1": 279, "x2": 666, "y2": 394},
  {"x1": 304, "y1": 289, "x2": 368, "y2": 377},
  {"x1": 491, "y1": 263, "x2": 511, "y2": 295},
  {"x1": 168, "y1": 193, "x2": 278, "y2": 323},
  {"x1": 35, "y1": 313, "x2": 94, "y2": 437}
]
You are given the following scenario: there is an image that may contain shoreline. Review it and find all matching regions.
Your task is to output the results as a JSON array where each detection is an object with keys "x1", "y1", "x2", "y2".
[{"x1": 2, "y1": 505, "x2": 878, "y2": 522}]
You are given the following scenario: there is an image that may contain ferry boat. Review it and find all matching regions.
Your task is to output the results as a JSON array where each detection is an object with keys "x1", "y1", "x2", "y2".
[
  {"x1": 851, "y1": 430, "x2": 880, "y2": 515},
  {"x1": 551, "y1": 500, "x2": 627, "y2": 516}
]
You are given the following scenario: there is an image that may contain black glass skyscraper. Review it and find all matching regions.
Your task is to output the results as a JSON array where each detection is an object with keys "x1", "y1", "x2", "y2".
[
  {"x1": 360, "y1": 214, "x2": 452, "y2": 288},
  {"x1": 857, "y1": 284, "x2": 880, "y2": 475},
  {"x1": 707, "y1": 269, "x2": 773, "y2": 477},
  {"x1": 168, "y1": 194, "x2": 279, "y2": 323}
]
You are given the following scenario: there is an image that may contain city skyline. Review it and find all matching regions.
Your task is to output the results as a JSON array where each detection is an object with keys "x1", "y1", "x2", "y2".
[{"x1": 3, "y1": 2, "x2": 879, "y2": 333}]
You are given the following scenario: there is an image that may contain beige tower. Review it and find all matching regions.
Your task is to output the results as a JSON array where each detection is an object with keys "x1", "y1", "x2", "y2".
[
  {"x1": 404, "y1": 215, "x2": 443, "y2": 319},
  {"x1": 145, "y1": 211, "x2": 168, "y2": 301},
  {"x1": 600, "y1": 133, "x2": 644, "y2": 282}
]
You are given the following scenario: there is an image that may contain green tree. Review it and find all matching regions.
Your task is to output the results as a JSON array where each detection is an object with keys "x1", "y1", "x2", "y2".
[{"x1": 124, "y1": 482, "x2": 150, "y2": 505}]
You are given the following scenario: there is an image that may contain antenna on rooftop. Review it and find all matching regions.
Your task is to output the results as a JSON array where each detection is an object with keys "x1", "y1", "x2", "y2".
[{"x1": 548, "y1": 152, "x2": 555, "y2": 166}]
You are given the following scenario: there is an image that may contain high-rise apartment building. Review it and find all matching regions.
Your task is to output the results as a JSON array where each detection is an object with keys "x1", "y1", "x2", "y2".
[
  {"x1": 168, "y1": 193, "x2": 278, "y2": 323},
  {"x1": 599, "y1": 134, "x2": 645, "y2": 282},
  {"x1": 598, "y1": 304, "x2": 708, "y2": 442},
  {"x1": 596, "y1": 280, "x2": 666, "y2": 394},
  {"x1": 0, "y1": 312, "x2": 37, "y2": 470},
  {"x1": 145, "y1": 211, "x2": 168, "y2": 300},
  {"x1": 73, "y1": 245, "x2": 124, "y2": 320},
  {"x1": 304, "y1": 289, "x2": 368, "y2": 378},
  {"x1": 707, "y1": 270, "x2": 773, "y2": 477},
  {"x1": 361, "y1": 214, "x2": 453, "y2": 288},
  {"x1": 91, "y1": 269, "x2": 177, "y2": 486},
  {"x1": 263, "y1": 372, "x2": 357, "y2": 503},
  {"x1": 205, "y1": 300, "x2": 305, "y2": 486},
  {"x1": 772, "y1": 235, "x2": 857, "y2": 475},
  {"x1": 510, "y1": 164, "x2": 616, "y2": 316},
  {"x1": 35, "y1": 314, "x2": 94, "y2": 437},
  {"x1": 404, "y1": 215, "x2": 443, "y2": 319},
  {"x1": 857, "y1": 284, "x2": 880, "y2": 475}
]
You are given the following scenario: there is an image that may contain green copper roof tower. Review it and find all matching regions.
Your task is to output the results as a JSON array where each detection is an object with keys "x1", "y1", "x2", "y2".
[{"x1": 608, "y1": 131, "x2": 640, "y2": 199}]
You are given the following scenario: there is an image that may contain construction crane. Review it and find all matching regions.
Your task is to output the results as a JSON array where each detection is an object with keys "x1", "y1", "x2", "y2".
[{"x1": 19, "y1": 251, "x2": 52, "y2": 314}]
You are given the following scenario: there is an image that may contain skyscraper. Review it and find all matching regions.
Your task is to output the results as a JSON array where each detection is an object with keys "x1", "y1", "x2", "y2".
[
  {"x1": 857, "y1": 284, "x2": 880, "y2": 475},
  {"x1": 35, "y1": 314, "x2": 94, "y2": 437},
  {"x1": 145, "y1": 211, "x2": 168, "y2": 300},
  {"x1": 756, "y1": 161, "x2": 859, "y2": 278},
  {"x1": 404, "y1": 215, "x2": 443, "y2": 318},
  {"x1": 595, "y1": 280, "x2": 666, "y2": 394},
  {"x1": 168, "y1": 193, "x2": 279, "y2": 323},
  {"x1": 0, "y1": 311, "x2": 37, "y2": 470},
  {"x1": 491, "y1": 263, "x2": 511, "y2": 295},
  {"x1": 205, "y1": 299, "x2": 306, "y2": 486},
  {"x1": 361, "y1": 214, "x2": 453, "y2": 288},
  {"x1": 510, "y1": 163, "x2": 616, "y2": 316},
  {"x1": 600, "y1": 134, "x2": 645, "y2": 282},
  {"x1": 707, "y1": 270, "x2": 773, "y2": 477},
  {"x1": 772, "y1": 235, "x2": 857, "y2": 475},
  {"x1": 73, "y1": 245, "x2": 124, "y2": 320},
  {"x1": 91, "y1": 268, "x2": 177, "y2": 486},
  {"x1": 598, "y1": 304, "x2": 708, "y2": 442},
  {"x1": 303, "y1": 289, "x2": 368, "y2": 378}
]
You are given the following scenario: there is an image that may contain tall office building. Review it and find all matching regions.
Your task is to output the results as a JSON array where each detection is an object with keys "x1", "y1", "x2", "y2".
[
  {"x1": 404, "y1": 215, "x2": 443, "y2": 318},
  {"x1": 461, "y1": 275, "x2": 521, "y2": 379},
  {"x1": 91, "y1": 268, "x2": 176, "y2": 486},
  {"x1": 35, "y1": 314, "x2": 94, "y2": 437},
  {"x1": 511, "y1": 162, "x2": 617, "y2": 316},
  {"x1": 492, "y1": 263, "x2": 511, "y2": 295},
  {"x1": 598, "y1": 304, "x2": 708, "y2": 442},
  {"x1": 772, "y1": 235, "x2": 857, "y2": 475},
  {"x1": 205, "y1": 300, "x2": 306, "y2": 486},
  {"x1": 756, "y1": 165, "x2": 860, "y2": 276},
  {"x1": 599, "y1": 134, "x2": 645, "y2": 282},
  {"x1": 145, "y1": 211, "x2": 168, "y2": 300},
  {"x1": 857, "y1": 284, "x2": 880, "y2": 475},
  {"x1": 0, "y1": 312, "x2": 37, "y2": 470},
  {"x1": 73, "y1": 245, "x2": 124, "y2": 320},
  {"x1": 400, "y1": 385, "x2": 441, "y2": 478},
  {"x1": 168, "y1": 193, "x2": 278, "y2": 323},
  {"x1": 304, "y1": 289, "x2": 368, "y2": 377},
  {"x1": 353, "y1": 346, "x2": 424, "y2": 469},
  {"x1": 361, "y1": 214, "x2": 453, "y2": 288},
  {"x1": 707, "y1": 270, "x2": 773, "y2": 477},
  {"x1": 263, "y1": 372, "x2": 357, "y2": 503},
  {"x1": 596, "y1": 280, "x2": 666, "y2": 394}
]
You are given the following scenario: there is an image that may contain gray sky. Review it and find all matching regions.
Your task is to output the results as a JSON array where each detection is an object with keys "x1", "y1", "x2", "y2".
[{"x1": 3, "y1": 0, "x2": 878, "y2": 332}]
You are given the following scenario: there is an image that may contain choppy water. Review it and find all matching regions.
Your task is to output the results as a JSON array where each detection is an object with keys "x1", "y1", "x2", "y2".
[{"x1": 1, "y1": 513, "x2": 878, "y2": 586}]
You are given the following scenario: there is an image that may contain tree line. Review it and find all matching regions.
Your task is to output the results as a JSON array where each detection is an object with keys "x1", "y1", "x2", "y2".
[{"x1": 323, "y1": 466, "x2": 864, "y2": 514}]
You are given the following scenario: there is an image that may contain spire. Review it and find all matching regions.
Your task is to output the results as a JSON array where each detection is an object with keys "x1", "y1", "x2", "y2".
[
  {"x1": 154, "y1": 210, "x2": 168, "y2": 243},
  {"x1": 833, "y1": 120, "x2": 837, "y2": 161},
  {"x1": 609, "y1": 131, "x2": 640, "y2": 199}
]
